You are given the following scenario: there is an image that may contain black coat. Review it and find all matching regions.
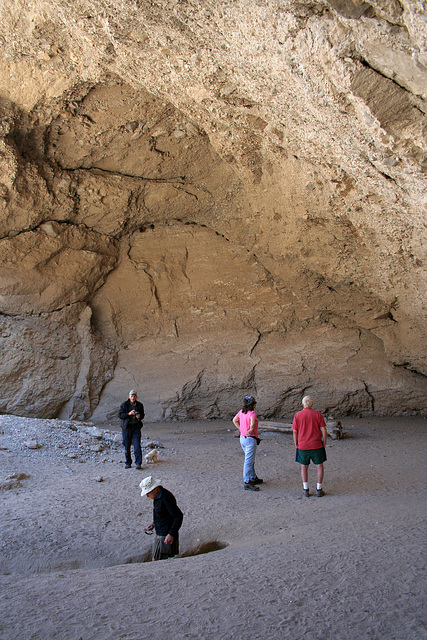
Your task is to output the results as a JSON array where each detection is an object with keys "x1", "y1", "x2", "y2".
[
  {"x1": 118, "y1": 399, "x2": 145, "y2": 429},
  {"x1": 153, "y1": 487, "x2": 183, "y2": 537}
]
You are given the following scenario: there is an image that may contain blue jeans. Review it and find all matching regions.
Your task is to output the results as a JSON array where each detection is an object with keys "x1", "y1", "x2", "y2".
[
  {"x1": 122, "y1": 427, "x2": 142, "y2": 466},
  {"x1": 240, "y1": 435, "x2": 257, "y2": 483}
]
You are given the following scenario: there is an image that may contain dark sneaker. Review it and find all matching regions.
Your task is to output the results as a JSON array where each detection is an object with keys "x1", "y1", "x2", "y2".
[
  {"x1": 125, "y1": 464, "x2": 132, "y2": 469},
  {"x1": 135, "y1": 465, "x2": 142, "y2": 470},
  {"x1": 302, "y1": 489, "x2": 309, "y2": 498},
  {"x1": 316, "y1": 489, "x2": 325, "y2": 497},
  {"x1": 244, "y1": 482, "x2": 260, "y2": 491},
  {"x1": 251, "y1": 477, "x2": 264, "y2": 485}
]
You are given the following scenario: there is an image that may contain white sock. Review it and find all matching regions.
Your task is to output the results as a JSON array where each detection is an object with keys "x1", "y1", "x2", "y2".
[
  {"x1": 303, "y1": 482, "x2": 309, "y2": 490},
  {"x1": 317, "y1": 483, "x2": 322, "y2": 490}
]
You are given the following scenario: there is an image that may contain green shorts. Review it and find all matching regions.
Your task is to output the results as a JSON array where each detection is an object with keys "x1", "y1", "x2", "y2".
[{"x1": 296, "y1": 447, "x2": 327, "y2": 465}]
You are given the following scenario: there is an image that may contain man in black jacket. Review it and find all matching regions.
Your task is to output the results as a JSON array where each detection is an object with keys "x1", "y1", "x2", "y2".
[
  {"x1": 140, "y1": 476, "x2": 183, "y2": 561},
  {"x1": 118, "y1": 390, "x2": 145, "y2": 469}
]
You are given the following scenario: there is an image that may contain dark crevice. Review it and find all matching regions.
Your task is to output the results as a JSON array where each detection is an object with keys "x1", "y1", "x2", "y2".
[
  {"x1": 0, "y1": 302, "x2": 81, "y2": 319},
  {"x1": 376, "y1": 168, "x2": 396, "y2": 182},
  {"x1": 357, "y1": 58, "x2": 424, "y2": 110},
  {"x1": 328, "y1": 0, "x2": 404, "y2": 25},
  {"x1": 362, "y1": 380, "x2": 375, "y2": 412},
  {"x1": 0, "y1": 207, "x2": 122, "y2": 242},
  {"x1": 393, "y1": 363, "x2": 427, "y2": 379},
  {"x1": 249, "y1": 331, "x2": 262, "y2": 357},
  {"x1": 65, "y1": 165, "x2": 187, "y2": 183},
  {"x1": 374, "y1": 311, "x2": 397, "y2": 323}
]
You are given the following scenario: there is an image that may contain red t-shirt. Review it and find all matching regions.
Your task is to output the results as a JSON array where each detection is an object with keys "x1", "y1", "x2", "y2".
[{"x1": 292, "y1": 408, "x2": 325, "y2": 450}]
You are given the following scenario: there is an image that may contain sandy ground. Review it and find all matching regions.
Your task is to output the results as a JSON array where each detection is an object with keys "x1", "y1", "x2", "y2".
[{"x1": 0, "y1": 414, "x2": 426, "y2": 640}]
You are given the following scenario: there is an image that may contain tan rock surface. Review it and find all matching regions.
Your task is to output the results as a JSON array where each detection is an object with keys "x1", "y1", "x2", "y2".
[{"x1": 0, "y1": 1, "x2": 426, "y2": 421}]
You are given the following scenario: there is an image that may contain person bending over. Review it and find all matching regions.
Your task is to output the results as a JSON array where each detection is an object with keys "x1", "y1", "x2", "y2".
[{"x1": 140, "y1": 476, "x2": 183, "y2": 560}]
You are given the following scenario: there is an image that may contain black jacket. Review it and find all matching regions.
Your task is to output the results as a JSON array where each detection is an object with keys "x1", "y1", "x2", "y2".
[
  {"x1": 153, "y1": 487, "x2": 184, "y2": 537},
  {"x1": 118, "y1": 399, "x2": 145, "y2": 429}
]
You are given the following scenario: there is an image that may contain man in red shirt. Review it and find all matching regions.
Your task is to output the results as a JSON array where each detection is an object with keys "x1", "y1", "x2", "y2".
[{"x1": 292, "y1": 396, "x2": 327, "y2": 497}]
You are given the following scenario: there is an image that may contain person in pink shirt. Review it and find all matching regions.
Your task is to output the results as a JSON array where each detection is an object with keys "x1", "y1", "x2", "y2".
[
  {"x1": 292, "y1": 395, "x2": 327, "y2": 498},
  {"x1": 233, "y1": 395, "x2": 263, "y2": 491}
]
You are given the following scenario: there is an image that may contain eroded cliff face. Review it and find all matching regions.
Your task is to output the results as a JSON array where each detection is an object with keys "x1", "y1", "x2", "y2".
[{"x1": 0, "y1": 0, "x2": 426, "y2": 422}]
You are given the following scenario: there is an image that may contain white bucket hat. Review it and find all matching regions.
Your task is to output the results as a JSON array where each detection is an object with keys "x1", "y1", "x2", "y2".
[{"x1": 139, "y1": 475, "x2": 161, "y2": 497}]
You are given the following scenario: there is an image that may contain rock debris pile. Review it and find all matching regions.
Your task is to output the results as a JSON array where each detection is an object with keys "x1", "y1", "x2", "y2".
[{"x1": 0, "y1": 415, "x2": 163, "y2": 477}]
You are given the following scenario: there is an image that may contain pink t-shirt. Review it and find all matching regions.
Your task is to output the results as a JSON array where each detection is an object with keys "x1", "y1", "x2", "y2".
[
  {"x1": 292, "y1": 407, "x2": 325, "y2": 450},
  {"x1": 235, "y1": 410, "x2": 258, "y2": 437}
]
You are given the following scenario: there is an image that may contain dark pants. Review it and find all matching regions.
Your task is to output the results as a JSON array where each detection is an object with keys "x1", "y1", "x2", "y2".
[
  {"x1": 153, "y1": 534, "x2": 179, "y2": 560},
  {"x1": 122, "y1": 427, "x2": 142, "y2": 466}
]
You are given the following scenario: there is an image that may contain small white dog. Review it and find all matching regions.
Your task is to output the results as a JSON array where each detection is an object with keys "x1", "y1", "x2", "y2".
[{"x1": 144, "y1": 449, "x2": 158, "y2": 464}]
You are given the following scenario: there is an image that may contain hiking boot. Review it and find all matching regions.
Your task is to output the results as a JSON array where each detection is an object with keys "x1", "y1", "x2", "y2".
[
  {"x1": 251, "y1": 477, "x2": 264, "y2": 485},
  {"x1": 302, "y1": 488, "x2": 309, "y2": 498},
  {"x1": 316, "y1": 489, "x2": 325, "y2": 497},
  {"x1": 244, "y1": 482, "x2": 260, "y2": 491}
]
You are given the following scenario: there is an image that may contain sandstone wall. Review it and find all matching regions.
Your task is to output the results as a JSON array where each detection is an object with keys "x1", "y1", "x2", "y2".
[{"x1": 0, "y1": 0, "x2": 426, "y2": 423}]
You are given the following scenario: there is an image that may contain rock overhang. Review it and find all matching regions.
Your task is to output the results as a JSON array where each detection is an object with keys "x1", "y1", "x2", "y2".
[{"x1": 0, "y1": 0, "x2": 426, "y2": 420}]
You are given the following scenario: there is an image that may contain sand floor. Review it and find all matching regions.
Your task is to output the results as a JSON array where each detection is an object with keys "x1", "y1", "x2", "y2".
[{"x1": 0, "y1": 415, "x2": 426, "y2": 640}]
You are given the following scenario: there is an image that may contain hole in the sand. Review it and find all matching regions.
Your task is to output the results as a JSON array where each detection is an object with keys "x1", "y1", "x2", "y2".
[
  {"x1": 124, "y1": 551, "x2": 152, "y2": 564},
  {"x1": 180, "y1": 540, "x2": 228, "y2": 558},
  {"x1": 126, "y1": 540, "x2": 228, "y2": 563},
  {"x1": 8, "y1": 541, "x2": 230, "y2": 575}
]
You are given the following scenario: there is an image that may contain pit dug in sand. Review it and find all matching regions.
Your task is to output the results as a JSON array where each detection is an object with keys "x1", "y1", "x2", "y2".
[{"x1": 126, "y1": 540, "x2": 228, "y2": 563}]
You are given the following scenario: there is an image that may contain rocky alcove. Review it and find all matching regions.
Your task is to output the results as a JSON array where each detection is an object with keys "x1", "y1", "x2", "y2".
[{"x1": 0, "y1": 0, "x2": 425, "y2": 422}]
